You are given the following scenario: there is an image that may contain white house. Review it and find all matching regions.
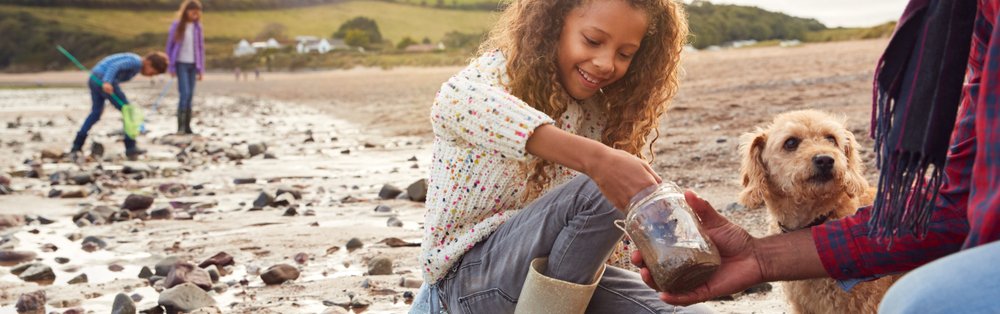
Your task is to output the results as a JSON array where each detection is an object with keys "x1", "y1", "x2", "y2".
[
  {"x1": 233, "y1": 39, "x2": 256, "y2": 57},
  {"x1": 251, "y1": 38, "x2": 282, "y2": 50},
  {"x1": 403, "y1": 42, "x2": 446, "y2": 53},
  {"x1": 296, "y1": 37, "x2": 332, "y2": 54}
]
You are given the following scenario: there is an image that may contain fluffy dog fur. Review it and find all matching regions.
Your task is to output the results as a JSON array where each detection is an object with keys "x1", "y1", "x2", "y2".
[{"x1": 738, "y1": 110, "x2": 896, "y2": 314}]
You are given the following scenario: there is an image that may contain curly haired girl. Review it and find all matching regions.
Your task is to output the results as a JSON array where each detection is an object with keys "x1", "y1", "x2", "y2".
[{"x1": 414, "y1": 0, "x2": 711, "y2": 312}]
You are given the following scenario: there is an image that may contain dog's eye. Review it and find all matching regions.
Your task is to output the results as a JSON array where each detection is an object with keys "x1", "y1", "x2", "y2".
[
  {"x1": 825, "y1": 135, "x2": 837, "y2": 145},
  {"x1": 783, "y1": 138, "x2": 800, "y2": 151}
]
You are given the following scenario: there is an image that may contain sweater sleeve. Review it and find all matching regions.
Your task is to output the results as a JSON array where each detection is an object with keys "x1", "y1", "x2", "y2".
[
  {"x1": 430, "y1": 52, "x2": 555, "y2": 160},
  {"x1": 166, "y1": 22, "x2": 177, "y2": 74}
]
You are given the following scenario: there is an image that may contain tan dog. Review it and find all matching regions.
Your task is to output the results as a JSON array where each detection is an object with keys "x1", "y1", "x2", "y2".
[{"x1": 738, "y1": 110, "x2": 896, "y2": 314}]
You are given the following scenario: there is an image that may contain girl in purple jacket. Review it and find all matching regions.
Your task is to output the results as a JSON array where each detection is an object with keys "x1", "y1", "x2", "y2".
[{"x1": 166, "y1": 0, "x2": 204, "y2": 134}]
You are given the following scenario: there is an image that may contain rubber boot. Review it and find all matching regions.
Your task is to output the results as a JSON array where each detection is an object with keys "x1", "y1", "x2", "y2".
[
  {"x1": 514, "y1": 257, "x2": 604, "y2": 314},
  {"x1": 177, "y1": 108, "x2": 186, "y2": 134},
  {"x1": 183, "y1": 108, "x2": 195, "y2": 135}
]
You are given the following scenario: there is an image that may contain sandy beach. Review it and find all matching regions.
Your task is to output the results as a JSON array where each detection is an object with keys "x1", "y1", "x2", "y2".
[{"x1": 0, "y1": 39, "x2": 887, "y2": 313}]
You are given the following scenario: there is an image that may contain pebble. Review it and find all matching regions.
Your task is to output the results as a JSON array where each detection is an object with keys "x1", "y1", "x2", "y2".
[
  {"x1": 378, "y1": 184, "x2": 403, "y2": 200},
  {"x1": 112, "y1": 293, "x2": 136, "y2": 314},
  {"x1": 157, "y1": 283, "x2": 216, "y2": 313},
  {"x1": 198, "y1": 252, "x2": 234, "y2": 269},
  {"x1": 387, "y1": 216, "x2": 403, "y2": 228},
  {"x1": 15, "y1": 290, "x2": 46, "y2": 314},
  {"x1": 346, "y1": 238, "x2": 363, "y2": 252},
  {"x1": 260, "y1": 264, "x2": 300, "y2": 285},
  {"x1": 406, "y1": 179, "x2": 427, "y2": 202},
  {"x1": 368, "y1": 257, "x2": 393, "y2": 275},
  {"x1": 122, "y1": 194, "x2": 155, "y2": 211}
]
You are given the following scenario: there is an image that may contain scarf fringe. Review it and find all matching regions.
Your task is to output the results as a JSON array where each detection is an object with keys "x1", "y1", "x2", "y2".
[{"x1": 870, "y1": 151, "x2": 944, "y2": 240}]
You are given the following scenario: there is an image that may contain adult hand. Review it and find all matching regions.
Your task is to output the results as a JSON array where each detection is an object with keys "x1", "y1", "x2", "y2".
[
  {"x1": 631, "y1": 191, "x2": 764, "y2": 305},
  {"x1": 197, "y1": 73, "x2": 203, "y2": 81},
  {"x1": 102, "y1": 83, "x2": 113, "y2": 94},
  {"x1": 585, "y1": 148, "x2": 662, "y2": 211}
]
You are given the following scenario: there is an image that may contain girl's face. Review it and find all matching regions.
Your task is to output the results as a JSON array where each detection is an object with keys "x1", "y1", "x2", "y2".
[
  {"x1": 186, "y1": 8, "x2": 202, "y2": 21},
  {"x1": 557, "y1": 0, "x2": 648, "y2": 100}
]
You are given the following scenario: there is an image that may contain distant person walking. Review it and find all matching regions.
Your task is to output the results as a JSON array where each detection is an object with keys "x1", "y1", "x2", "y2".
[{"x1": 165, "y1": 0, "x2": 204, "y2": 135}]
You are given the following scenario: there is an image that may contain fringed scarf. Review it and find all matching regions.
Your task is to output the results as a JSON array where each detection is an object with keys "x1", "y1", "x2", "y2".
[{"x1": 870, "y1": 0, "x2": 977, "y2": 239}]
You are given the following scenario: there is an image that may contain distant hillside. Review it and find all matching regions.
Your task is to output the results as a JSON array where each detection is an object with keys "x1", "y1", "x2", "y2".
[{"x1": 686, "y1": 0, "x2": 826, "y2": 48}]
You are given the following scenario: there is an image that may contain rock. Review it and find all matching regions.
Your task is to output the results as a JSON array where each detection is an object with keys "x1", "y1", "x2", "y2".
[
  {"x1": 264, "y1": 152, "x2": 277, "y2": 159},
  {"x1": 198, "y1": 252, "x2": 234, "y2": 269},
  {"x1": 36, "y1": 216, "x2": 55, "y2": 225},
  {"x1": 15, "y1": 290, "x2": 46, "y2": 314},
  {"x1": 131, "y1": 293, "x2": 143, "y2": 302},
  {"x1": 367, "y1": 257, "x2": 393, "y2": 275},
  {"x1": 400, "y1": 276, "x2": 423, "y2": 288},
  {"x1": 260, "y1": 264, "x2": 299, "y2": 285},
  {"x1": 206, "y1": 267, "x2": 219, "y2": 283},
  {"x1": 304, "y1": 209, "x2": 316, "y2": 216},
  {"x1": 155, "y1": 256, "x2": 181, "y2": 276},
  {"x1": 60, "y1": 189, "x2": 87, "y2": 199},
  {"x1": 0, "y1": 214, "x2": 26, "y2": 230},
  {"x1": 64, "y1": 307, "x2": 86, "y2": 314},
  {"x1": 351, "y1": 298, "x2": 371, "y2": 310},
  {"x1": 403, "y1": 291, "x2": 415, "y2": 304},
  {"x1": 91, "y1": 142, "x2": 105, "y2": 158},
  {"x1": 0, "y1": 250, "x2": 36, "y2": 266},
  {"x1": 282, "y1": 207, "x2": 297, "y2": 216},
  {"x1": 380, "y1": 237, "x2": 420, "y2": 248},
  {"x1": 122, "y1": 194, "x2": 155, "y2": 211},
  {"x1": 109, "y1": 264, "x2": 125, "y2": 272},
  {"x1": 224, "y1": 149, "x2": 245, "y2": 161},
  {"x1": 47, "y1": 189, "x2": 62, "y2": 198},
  {"x1": 321, "y1": 307, "x2": 350, "y2": 314},
  {"x1": 406, "y1": 179, "x2": 427, "y2": 202},
  {"x1": 138, "y1": 266, "x2": 154, "y2": 279},
  {"x1": 68, "y1": 173, "x2": 94, "y2": 185},
  {"x1": 112, "y1": 293, "x2": 136, "y2": 314},
  {"x1": 111, "y1": 209, "x2": 134, "y2": 222},
  {"x1": 377, "y1": 184, "x2": 403, "y2": 200},
  {"x1": 276, "y1": 186, "x2": 302, "y2": 200},
  {"x1": 158, "y1": 183, "x2": 186, "y2": 198},
  {"x1": 373, "y1": 204, "x2": 393, "y2": 214},
  {"x1": 82, "y1": 236, "x2": 107, "y2": 250},
  {"x1": 122, "y1": 164, "x2": 152, "y2": 175},
  {"x1": 407, "y1": 156, "x2": 418, "y2": 162},
  {"x1": 19, "y1": 264, "x2": 55, "y2": 284},
  {"x1": 138, "y1": 305, "x2": 165, "y2": 314},
  {"x1": 211, "y1": 282, "x2": 227, "y2": 294},
  {"x1": 247, "y1": 143, "x2": 267, "y2": 157},
  {"x1": 41, "y1": 148, "x2": 63, "y2": 160},
  {"x1": 149, "y1": 208, "x2": 173, "y2": 220},
  {"x1": 233, "y1": 177, "x2": 256, "y2": 185},
  {"x1": 325, "y1": 246, "x2": 340, "y2": 255},
  {"x1": 164, "y1": 261, "x2": 213, "y2": 291},
  {"x1": 387, "y1": 216, "x2": 403, "y2": 228},
  {"x1": 743, "y1": 282, "x2": 773, "y2": 295},
  {"x1": 293, "y1": 252, "x2": 309, "y2": 265},
  {"x1": 148, "y1": 275, "x2": 164, "y2": 286},
  {"x1": 157, "y1": 283, "x2": 216, "y2": 313},
  {"x1": 252, "y1": 191, "x2": 274, "y2": 209},
  {"x1": 68, "y1": 273, "x2": 88, "y2": 284},
  {"x1": 55, "y1": 257, "x2": 70, "y2": 264},
  {"x1": 346, "y1": 238, "x2": 363, "y2": 252},
  {"x1": 39, "y1": 243, "x2": 57, "y2": 252}
]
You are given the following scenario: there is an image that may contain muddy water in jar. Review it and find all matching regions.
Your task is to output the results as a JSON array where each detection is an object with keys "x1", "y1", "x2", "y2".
[{"x1": 624, "y1": 183, "x2": 721, "y2": 294}]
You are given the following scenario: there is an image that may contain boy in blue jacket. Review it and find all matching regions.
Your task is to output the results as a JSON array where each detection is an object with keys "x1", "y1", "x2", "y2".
[{"x1": 71, "y1": 52, "x2": 168, "y2": 161}]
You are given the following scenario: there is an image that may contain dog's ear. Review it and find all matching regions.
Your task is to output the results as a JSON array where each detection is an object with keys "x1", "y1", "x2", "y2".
[
  {"x1": 739, "y1": 129, "x2": 768, "y2": 208},
  {"x1": 843, "y1": 129, "x2": 868, "y2": 197}
]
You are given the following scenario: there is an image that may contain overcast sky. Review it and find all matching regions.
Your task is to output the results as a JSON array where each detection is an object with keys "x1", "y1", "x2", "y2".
[{"x1": 704, "y1": 0, "x2": 910, "y2": 28}]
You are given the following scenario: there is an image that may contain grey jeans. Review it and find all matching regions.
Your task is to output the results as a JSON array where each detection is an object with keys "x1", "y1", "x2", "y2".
[{"x1": 434, "y1": 175, "x2": 714, "y2": 314}]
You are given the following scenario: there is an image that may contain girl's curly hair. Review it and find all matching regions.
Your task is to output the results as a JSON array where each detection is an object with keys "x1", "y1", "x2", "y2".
[{"x1": 480, "y1": 0, "x2": 689, "y2": 202}]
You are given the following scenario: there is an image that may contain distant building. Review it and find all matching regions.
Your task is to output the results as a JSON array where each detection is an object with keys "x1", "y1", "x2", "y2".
[
  {"x1": 251, "y1": 38, "x2": 282, "y2": 50},
  {"x1": 233, "y1": 39, "x2": 256, "y2": 57},
  {"x1": 329, "y1": 39, "x2": 350, "y2": 51},
  {"x1": 403, "y1": 42, "x2": 446, "y2": 53},
  {"x1": 779, "y1": 40, "x2": 802, "y2": 47},
  {"x1": 297, "y1": 38, "x2": 332, "y2": 54}
]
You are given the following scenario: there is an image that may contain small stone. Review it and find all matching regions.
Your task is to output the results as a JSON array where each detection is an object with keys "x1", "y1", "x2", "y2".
[
  {"x1": 264, "y1": 152, "x2": 277, "y2": 159},
  {"x1": 138, "y1": 266, "x2": 154, "y2": 279},
  {"x1": 233, "y1": 177, "x2": 256, "y2": 185},
  {"x1": 55, "y1": 257, "x2": 70, "y2": 264},
  {"x1": 373, "y1": 204, "x2": 393, "y2": 214},
  {"x1": 0, "y1": 250, "x2": 37, "y2": 266},
  {"x1": 346, "y1": 238, "x2": 363, "y2": 252},
  {"x1": 325, "y1": 246, "x2": 340, "y2": 255},
  {"x1": 381, "y1": 237, "x2": 420, "y2": 248},
  {"x1": 150, "y1": 208, "x2": 173, "y2": 220},
  {"x1": 406, "y1": 179, "x2": 427, "y2": 202},
  {"x1": 206, "y1": 267, "x2": 220, "y2": 283},
  {"x1": 19, "y1": 263, "x2": 55, "y2": 284},
  {"x1": 155, "y1": 256, "x2": 181, "y2": 276},
  {"x1": 164, "y1": 261, "x2": 213, "y2": 291},
  {"x1": 260, "y1": 264, "x2": 300, "y2": 285},
  {"x1": 387, "y1": 216, "x2": 403, "y2": 228},
  {"x1": 403, "y1": 291, "x2": 415, "y2": 304},
  {"x1": 743, "y1": 282, "x2": 773, "y2": 295},
  {"x1": 350, "y1": 298, "x2": 371, "y2": 310},
  {"x1": 407, "y1": 156, "x2": 418, "y2": 162},
  {"x1": 198, "y1": 252, "x2": 234, "y2": 269},
  {"x1": 41, "y1": 148, "x2": 64, "y2": 160},
  {"x1": 304, "y1": 209, "x2": 316, "y2": 216},
  {"x1": 15, "y1": 290, "x2": 46, "y2": 314},
  {"x1": 367, "y1": 257, "x2": 393, "y2": 275},
  {"x1": 247, "y1": 143, "x2": 267, "y2": 157},
  {"x1": 377, "y1": 184, "x2": 403, "y2": 200},
  {"x1": 82, "y1": 236, "x2": 107, "y2": 250},
  {"x1": 109, "y1": 264, "x2": 125, "y2": 272},
  {"x1": 69, "y1": 173, "x2": 94, "y2": 185},
  {"x1": 252, "y1": 191, "x2": 274, "y2": 209},
  {"x1": 293, "y1": 252, "x2": 309, "y2": 265},
  {"x1": 91, "y1": 142, "x2": 105, "y2": 158},
  {"x1": 122, "y1": 194, "x2": 155, "y2": 211},
  {"x1": 68, "y1": 273, "x2": 88, "y2": 284},
  {"x1": 131, "y1": 293, "x2": 143, "y2": 302},
  {"x1": 400, "y1": 276, "x2": 423, "y2": 288},
  {"x1": 276, "y1": 186, "x2": 302, "y2": 200},
  {"x1": 211, "y1": 282, "x2": 227, "y2": 294},
  {"x1": 112, "y1": 293, "x2": 137, "y2": 314},
  {"x1": 282, "y1": 207, "x2": 297, "y2": 216}
]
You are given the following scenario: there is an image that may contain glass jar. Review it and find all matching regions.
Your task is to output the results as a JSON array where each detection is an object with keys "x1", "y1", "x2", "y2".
[{"x1": 622, "y1": 182, "x2": 721, "y2": 294}]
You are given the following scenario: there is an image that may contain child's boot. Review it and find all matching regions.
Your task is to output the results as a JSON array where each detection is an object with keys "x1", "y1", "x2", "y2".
[
  {"x1": 183, "y1": 108, "x2": 195, "y2": 135},
  {"x1": 514, "y1": 257, "x2": 604, "y2": 314},
  {"x1": 177, "y1": 108, "x2": 186, "y2": 134}
]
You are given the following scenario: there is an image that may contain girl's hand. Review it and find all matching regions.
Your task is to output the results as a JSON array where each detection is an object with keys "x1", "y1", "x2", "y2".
[
  {"x1": 631, "y1": 191, "x2": 764, "y2": 305},
  {"x1": 585, "y1": 148, "x2": 661, "y2": 211},
  {"x1": 197, "y1": 73, "x2": 203, "y2": 81},
  {"x1": 102, "y1": 83, "x2": 113, "y2": 94}
]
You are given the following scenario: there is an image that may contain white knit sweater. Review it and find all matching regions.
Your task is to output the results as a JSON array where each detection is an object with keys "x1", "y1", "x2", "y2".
[{"x1": 421, "y1": 51, "x2": 632, "y2": 283}]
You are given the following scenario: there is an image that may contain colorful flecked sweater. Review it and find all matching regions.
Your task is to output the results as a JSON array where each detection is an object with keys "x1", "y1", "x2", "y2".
[{"x1": 421, "y1": 51, "x2": 635, "y2": 283}]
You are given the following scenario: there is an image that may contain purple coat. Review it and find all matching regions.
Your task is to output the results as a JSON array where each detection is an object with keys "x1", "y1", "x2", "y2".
[{"x1": 165, "y1": 20, "x2": 205, "y2": 74}]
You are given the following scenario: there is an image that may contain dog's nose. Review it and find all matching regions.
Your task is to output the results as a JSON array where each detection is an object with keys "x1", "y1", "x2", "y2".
[{"x1": 813, "y1": 155, "x2": 835, "y2": 172}]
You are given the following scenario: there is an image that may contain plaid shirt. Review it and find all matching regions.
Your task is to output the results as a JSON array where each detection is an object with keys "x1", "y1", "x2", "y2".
[
  {"x1": 91, "y1": 53, "x2": 143, "y2": 85},
  {"x1": 813, "y1": 0, "x2": 1000, "y2": 280}
]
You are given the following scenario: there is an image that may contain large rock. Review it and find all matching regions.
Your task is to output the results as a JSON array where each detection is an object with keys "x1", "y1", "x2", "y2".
[
  {"x1": 18, "y1": 263, "x2": 55, "y2": 284},
  {"x1": 198, "y1": 252, "x2": 234, "y2": 269},
  {"x1": 157, "y1": 283, "x2": 216, "y2": 313},
  {"x1": 122, "y1": 194, "x2": 155, "y2": 211},
  {"x1": 367, "y1": 257, "x2": 393, "y2": 275},
  {"x1": 155, "y1": 256, "x2": 181, "y2": 276},
  {"x1": 112, "y1": 293, "x2": 136, "y2": 314},
  {"x1": 378, "y1": 184, "x2": 403, "y2": 200},
  {"x1": 0, "y1": 250, "x2": 37, "y2": 266},
  {"x1": 260, "y1": 264, "x2": 299, "y2": 285},
  {"x1": 406, "y1": 179, "x2": 427, "y2": 202},
  {"x1": 164, "y1": 262, "x2": 213, "y2": 291},
  {"x1": 15, "y1": 290, "x2": 46, "y2": 314}
]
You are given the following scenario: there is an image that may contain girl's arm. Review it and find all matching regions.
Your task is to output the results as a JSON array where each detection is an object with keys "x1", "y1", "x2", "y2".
[
  {"x1": 165, "y1": 22, "x2": 177, "y2": 75},
  {"x1": 526, "y1": 124, "x2": 661, "y2": 210}
]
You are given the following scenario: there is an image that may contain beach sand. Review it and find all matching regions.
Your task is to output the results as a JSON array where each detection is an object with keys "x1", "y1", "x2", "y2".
[{"x1": 0, "y1": 38, "x2": 886, "y2": 313}]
